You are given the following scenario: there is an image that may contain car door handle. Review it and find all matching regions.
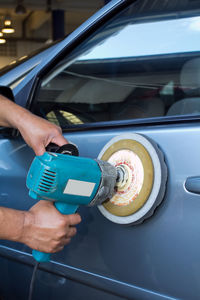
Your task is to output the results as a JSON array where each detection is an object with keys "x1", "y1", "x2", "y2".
[{"x1": 185, "y1": 176, "x2": 200, "y2": 194}]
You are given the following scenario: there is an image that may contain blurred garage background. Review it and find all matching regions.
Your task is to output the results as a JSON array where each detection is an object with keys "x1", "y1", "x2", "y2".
[{"x1": 0, "y1": 0, "x2": 110, "y2": 69}]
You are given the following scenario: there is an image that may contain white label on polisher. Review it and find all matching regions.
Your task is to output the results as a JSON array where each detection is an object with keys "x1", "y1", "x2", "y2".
[{"x1": 63, "y1": 179, "x2": 95, "y2": 197}]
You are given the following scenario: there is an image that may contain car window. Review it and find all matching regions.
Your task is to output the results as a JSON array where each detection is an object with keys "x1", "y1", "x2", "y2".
[{"x1": 34, "y1": 2, "x2": 200, "y2": 127}]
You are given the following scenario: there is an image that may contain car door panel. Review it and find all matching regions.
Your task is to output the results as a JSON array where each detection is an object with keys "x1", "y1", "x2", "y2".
[
  {"x1": 0, "y1": 123, "x2": 199, "y2": 300},
  {"x1": 60, "y1": 125, "x2": 200, "y2": 300}
]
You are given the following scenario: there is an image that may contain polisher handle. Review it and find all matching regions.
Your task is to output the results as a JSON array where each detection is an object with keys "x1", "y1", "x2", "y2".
[{"x1": 32, "y1": 202, "x2": 78, "y2": 263}]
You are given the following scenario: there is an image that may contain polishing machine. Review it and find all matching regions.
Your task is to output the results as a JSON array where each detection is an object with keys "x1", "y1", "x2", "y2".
[
  {"x1": 27, "y1": 142, "x2": 127, "y2": 262},
  {"x1": 26, "y1": 133, "x2": 167, "y2": 263}
]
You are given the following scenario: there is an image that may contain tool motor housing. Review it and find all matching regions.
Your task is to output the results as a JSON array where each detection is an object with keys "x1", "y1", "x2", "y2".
[{"x1": 27, "y1": 152, "x2": 117, "y2": 208}]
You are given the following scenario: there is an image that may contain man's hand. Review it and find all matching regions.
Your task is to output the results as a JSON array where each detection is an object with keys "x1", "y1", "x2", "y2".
[
  {"x1": 17, "y1": 113, "x2": 67, "y2": 156},
  {"x1": 0, "y1": 202, "x2": 81, "y2": 253},
  {"x1": 21, "y1": 201, "x2": 81, "y2": 253},
  {"x1": 0, "y1": 95, "x2": 67, "y2": 155}
]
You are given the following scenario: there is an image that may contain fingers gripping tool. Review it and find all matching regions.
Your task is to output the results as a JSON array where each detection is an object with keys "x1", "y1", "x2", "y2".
[{"x1": 26, "y1": 143, "x2": 117, "y2": 262}]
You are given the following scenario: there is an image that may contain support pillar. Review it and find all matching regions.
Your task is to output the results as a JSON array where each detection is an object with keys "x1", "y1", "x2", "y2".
[{"x1": 52, "y1": 9, "x2": 65, "y2": 41}]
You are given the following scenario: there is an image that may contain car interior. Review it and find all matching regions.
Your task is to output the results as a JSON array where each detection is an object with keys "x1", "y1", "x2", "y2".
[{"x1": 34, "y1": 52, "x2": 200, "y2": 127}]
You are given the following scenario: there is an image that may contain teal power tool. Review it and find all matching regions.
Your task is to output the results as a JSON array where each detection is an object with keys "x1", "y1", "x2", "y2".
[{"x1": 26, "y1": 143, "x2": 118, "y2": 263}]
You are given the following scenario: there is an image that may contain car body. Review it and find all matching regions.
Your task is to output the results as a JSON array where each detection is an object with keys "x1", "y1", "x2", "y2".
[{"x1": 1, "y1": 0, "x2": 200, "y2": 299}]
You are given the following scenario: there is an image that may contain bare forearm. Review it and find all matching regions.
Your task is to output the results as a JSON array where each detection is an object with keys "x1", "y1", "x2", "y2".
[
  {"x1": 0, "y1": 94, "x2": 31, "y2": 129},
  {"x1": 0, "y1": 206, "x2": 28, "y2": 242}
]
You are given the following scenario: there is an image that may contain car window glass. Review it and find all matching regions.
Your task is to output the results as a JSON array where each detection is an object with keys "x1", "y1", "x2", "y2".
[{"x1": 35, "y1": 2, "x2": 200, "y2": 127}]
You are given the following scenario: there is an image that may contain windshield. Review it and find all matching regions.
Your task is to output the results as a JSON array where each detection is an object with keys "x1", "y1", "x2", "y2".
[
  {"x1": 0, "y1": 45, "x2": 44, "y2": 76},
  {"x1": 0, "y1": 40, "x2": 62, "y2": 89}
]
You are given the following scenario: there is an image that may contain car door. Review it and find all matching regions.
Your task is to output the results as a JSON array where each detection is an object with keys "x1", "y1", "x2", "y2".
[{"x1": 1, "y1": 1, "x2": 200, "y2": 300}]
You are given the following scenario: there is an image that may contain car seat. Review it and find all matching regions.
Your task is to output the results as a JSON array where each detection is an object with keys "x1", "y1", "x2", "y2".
[{"x1": 111, "y1": 96, "x2": 165, "y2": 120}]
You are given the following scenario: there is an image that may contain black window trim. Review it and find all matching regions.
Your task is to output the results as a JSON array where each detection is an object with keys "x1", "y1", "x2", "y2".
[{"x1": 58, "y1": 115, "x2": 200, "y2": 133}]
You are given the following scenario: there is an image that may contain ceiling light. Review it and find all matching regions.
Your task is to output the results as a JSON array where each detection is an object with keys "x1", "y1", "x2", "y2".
[
  {"x1": 2, "y1": 26, "x2": 15, "y2": 34},
  {"x1": 0, "y1": 38, "x2": 6, "y2": 44},
  {"x1": 0, "y1": 32, "x2": 6, "y2": 44},
  {"x1": 2, "y1": 17, "x2": 15, "y2": 34}
]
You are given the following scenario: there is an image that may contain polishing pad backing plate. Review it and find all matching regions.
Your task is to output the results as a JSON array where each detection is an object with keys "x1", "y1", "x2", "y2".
[{"x1": 98, "y1": 133, "x2": 167, "y2": 225}]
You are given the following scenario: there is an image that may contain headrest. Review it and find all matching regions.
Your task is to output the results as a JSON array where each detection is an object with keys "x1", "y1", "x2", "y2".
[
  {"x1": 167, "y1": 97, "x2": 200, "y2": 116},
  {"x1": 180, "y1": 57, "x2": 200, "y2": 93}
]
